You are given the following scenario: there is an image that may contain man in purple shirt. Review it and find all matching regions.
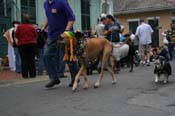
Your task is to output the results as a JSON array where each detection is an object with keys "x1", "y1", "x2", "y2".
[{"x1": 42, "y1": 0, "x2": 79, "y2": 88}]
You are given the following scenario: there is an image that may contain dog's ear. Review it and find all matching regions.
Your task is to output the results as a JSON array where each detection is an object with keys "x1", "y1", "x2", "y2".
[{"x1": 74, "y1": 30, "x2": 84, "y2": 39}]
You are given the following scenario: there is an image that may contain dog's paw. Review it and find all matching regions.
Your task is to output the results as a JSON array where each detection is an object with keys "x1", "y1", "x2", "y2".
[
  {"x1": 94, "y1": 85, "x2": 99, "y2": 88},
  {"x1": 154, "y1": 79, "x2": 158, "y2": 83},
  {"x1": 112, "y1": 80, "x2": 117, "y2": 85},
  {"x1": 83, "y1": 83, "x2": 89, "y2": 90},
  {"x1": 72, "y1": 87, "x2": 77, "y2": 92},
  {"x1": 154, "y1": 75, "x2": 159, "y2": 83},
  {"x1": 163, "y1": 80, "x2": 168, "y2": 84},
  {"x1": 94, "y1": 84, "x2": 99, "y2": 88},
  {"x1": 94, "y1": 81, "x2": 100, "y2": 88},
  {"x1": 72, "y1": 83, "x2": 78, "y2": 92}
]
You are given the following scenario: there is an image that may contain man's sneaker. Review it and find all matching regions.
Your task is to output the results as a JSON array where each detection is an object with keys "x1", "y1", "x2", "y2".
[
  {"x1": 69, "y1": 82, "x2": 74, "y2": 87},
  {"x1": 45, "y1": 80, "x2": 61, "y2": 88},
  {"x1": 140, "y1": 61, "x2": 145, "y2": 65},
  {"x1": 146, "y1": 62, "x2": 150, "y2": 66}
]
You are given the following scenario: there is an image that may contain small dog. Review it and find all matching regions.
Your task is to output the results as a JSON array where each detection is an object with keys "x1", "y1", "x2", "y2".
[
  {"x1": 153, "y1": 47, "x2": 172, "y2": 83},
  {"x1": 113, "y1": 34, "x2": 136, "y2": 72}
]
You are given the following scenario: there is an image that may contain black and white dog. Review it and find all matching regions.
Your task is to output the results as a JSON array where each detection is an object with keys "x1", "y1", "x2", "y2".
[{"x1": 153, "y1": 47, "x2": 172, "y2": 83}]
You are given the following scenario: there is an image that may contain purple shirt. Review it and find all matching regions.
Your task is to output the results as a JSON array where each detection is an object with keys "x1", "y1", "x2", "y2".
[{"x1": 44, "y1": 0, "x2": 75, "y2": 40}]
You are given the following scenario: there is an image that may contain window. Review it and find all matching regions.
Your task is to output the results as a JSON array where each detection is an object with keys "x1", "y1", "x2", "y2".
[
  {"x1": 128, "y1": 20, "x2": 139, "y2": 34},
  {"x1": 0, "y1": 0, "x2": 12, "y2": 17},
  {"x1": 6, "y1": 0, "x2": 12, "y2": 17},
  {"x1": 172, "y1": 17, "x2": 175, "y2": 23},
  {"x1": 148, "y1": 18, "x2": 159, "y2": 47},
  {"x1": 0, "y1": 0, "x2": 4, "y2": 16},
  {"x1": 81, "y1": 0, "x2": 90, "y2": 31},
  {"x1": 21, "y1": 0, "x2": 36, "y2": 24}
]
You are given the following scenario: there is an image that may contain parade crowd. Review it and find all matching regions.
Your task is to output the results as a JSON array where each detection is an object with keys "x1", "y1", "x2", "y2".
[{"x1": 1, "y1": 0, "x2": 175, "y2": 88}]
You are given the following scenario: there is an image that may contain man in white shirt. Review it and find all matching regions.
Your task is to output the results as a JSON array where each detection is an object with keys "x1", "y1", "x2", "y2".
[
  {"x1": 95, "y1": 17, "x2": 106, "y2": 38},
  {"x1": 135, "y1": 19, "x2": 154, "y2": 66}
]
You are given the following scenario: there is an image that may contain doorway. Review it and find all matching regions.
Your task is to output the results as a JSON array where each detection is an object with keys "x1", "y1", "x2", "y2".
[
  {"x1": 148, "y1": 18, "x2": 159, "y2": 47},
  {"x1": 128, "y1": 20, "x2": 139, "y2": 34},
  {"x1": 81, "y1": 0, "x2": 91, "y2": 31}
]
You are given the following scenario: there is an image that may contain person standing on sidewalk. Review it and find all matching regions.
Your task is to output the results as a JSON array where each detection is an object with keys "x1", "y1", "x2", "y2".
[
  {"x1": 15, "y1": 14, "x2": 37, "y2": 78},
  {"x1": 135, "y1": 19, "x2": 154, "y2": 66},
  {"x1": 3, "y1": 21, "x2": 21, "y2": 73},
  {"x1": 166, "y1": 22, "x2": 175, "y2": 60},
  {"x1": 36, "y1": 27, "x2": 47, "y2": 76},
  {"x1": 12, "y1": 21, "x2": 21, "y2": 73},
  {"x1": 42, "y1": 0, "x2": 79, "y2": 88}
]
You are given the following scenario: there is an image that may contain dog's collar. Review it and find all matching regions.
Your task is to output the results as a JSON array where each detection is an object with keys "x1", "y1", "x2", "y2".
[{"x1": 64, "y1": 31, "x2": 75, "y2": 39}]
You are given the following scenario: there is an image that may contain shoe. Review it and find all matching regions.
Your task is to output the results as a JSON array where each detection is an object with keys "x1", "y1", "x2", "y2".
[
  {"x1": 60, "y1": 75, "x2": 67, "y2": 78},
  {"x1": 30, "y1": 76, "x2": 36, "y2": 78},
  {"x1": 45, "y1": 80, "x2": 61, "y2": 88},
  {"x1": 10, "y1": 68, "x2": 16, "y2": 71},
  {"x1": 23, "y1": 77, "x2": 28, "y2": 79},
  {"x1": 69, "y1": 82, "x2": 74, "y2": 87},
  {"x1": 146, "y1": 62, "x2": 150, "y2": 66},
  {"x1": 16, "y1": 70, "x2": 21, "y2": 73},
  {"x1": 140, "y1": 61, "x2": 145, "y2": 66}
]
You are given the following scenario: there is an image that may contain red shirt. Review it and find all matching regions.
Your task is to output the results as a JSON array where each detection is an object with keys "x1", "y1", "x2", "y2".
[{"x1": 15, "y1": 24, "x2": 37, "y2": 46}]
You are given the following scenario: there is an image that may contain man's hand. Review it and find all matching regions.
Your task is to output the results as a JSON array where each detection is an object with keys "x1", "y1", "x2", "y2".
[
  {"x1": 65, "y1": 21, "x2": 74, "y2": 31},
  {"x1": 108, "y1": 29, "x2": 112, "y2": 33},
  {"x1": 41, "y1": 20, "x2": 48, "y2": 31}
]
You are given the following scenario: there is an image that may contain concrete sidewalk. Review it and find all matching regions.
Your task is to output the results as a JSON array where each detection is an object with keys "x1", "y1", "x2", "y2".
[
  {"x1": 0, "y1": 70, "x2": 21, "y2": 81},
  {"x1": 0, "y1": 69, "x2": 70, "y2": 88}
]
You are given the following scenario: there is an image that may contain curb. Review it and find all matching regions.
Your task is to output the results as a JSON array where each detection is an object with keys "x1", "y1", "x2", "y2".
[{"x1": 0, "y1": 76, "x2": 48, "y2": 88}]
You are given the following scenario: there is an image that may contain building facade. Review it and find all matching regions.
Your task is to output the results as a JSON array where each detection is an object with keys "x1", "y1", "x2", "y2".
[
  {"x1": 0, "y1": 0, "x2": 113, "y2": 57},
  {"x1": 113, "y1": 0, "x2": 175, "y2": 47},
  {"x1": 0, "y1": 0, "x2": 113, "y2": 31}
]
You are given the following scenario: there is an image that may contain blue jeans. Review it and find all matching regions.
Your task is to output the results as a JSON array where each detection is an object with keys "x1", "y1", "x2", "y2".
[
  {"x1": 67, "y1": 61, "x2": 79, "y2": 82},
  {"x1": 44, "y1": 39, "x2": 64, "y2": 80},
  {"x1": 44, "y1": 39, "x2": 79, "y2": 81},
  {"x1": 60, "y1": 60, "x2": 66, "y2": 76},
  {"x1": 14, "y1": 47, "x2": 21, "y2": 73},
  {"x1": 168, "y1": 43, "x2": 175, "y2": 60},
  {"x1": 38, "y1": 48, "x2": 45, "y2": 75}
]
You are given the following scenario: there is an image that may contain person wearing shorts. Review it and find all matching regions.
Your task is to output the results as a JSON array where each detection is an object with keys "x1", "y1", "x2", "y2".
[{"x1": 136, "y1": 19, "x2": 154, "y2": 66}]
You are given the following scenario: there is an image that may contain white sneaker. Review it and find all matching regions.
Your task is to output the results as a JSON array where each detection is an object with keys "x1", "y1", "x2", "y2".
[
  {"x1": 140, "y1": 61, "x2": 145, "y2": 65},
  {"x1": 146, "y1": 62, "x2": 150, "y2": 66},
  {"x1": 146, "y1": 60, "x2": 150, "y2": 66},
  {"x1": 10, "y1": 68, "x2": 16, "y2": 71}
]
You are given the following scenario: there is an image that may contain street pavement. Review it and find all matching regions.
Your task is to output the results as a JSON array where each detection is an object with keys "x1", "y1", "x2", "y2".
[{"x1": 0, "y1": 61, "x2": 175, "y2": 116}]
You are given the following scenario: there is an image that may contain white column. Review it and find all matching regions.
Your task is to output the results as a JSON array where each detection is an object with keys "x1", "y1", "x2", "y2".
[
  {"x1": 15, "y1": 0, "x2": 21, "y2": 21},
  {"x1": 100, "y1": 0, "x2": 113, "y2": 15},
  {"x1": 3, "y1": 0, "x2": 7, "y2": 16},
  {"x1": 109, "y1": 0, "x2": 113, "y2": 15}
]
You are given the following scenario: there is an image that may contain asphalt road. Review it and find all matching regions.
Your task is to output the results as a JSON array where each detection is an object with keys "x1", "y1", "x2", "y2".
[{"x1": 0, "y1": 61, "x2": 175, "y2": 116}]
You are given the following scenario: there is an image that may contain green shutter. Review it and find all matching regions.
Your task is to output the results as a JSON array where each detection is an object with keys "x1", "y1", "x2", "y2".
[{"x1": 0, "y1": 17, "x2": 11, "y2": 57}]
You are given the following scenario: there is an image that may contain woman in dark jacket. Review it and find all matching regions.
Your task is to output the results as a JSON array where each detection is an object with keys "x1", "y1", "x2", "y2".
[{"x1": 15, "y1": 14, "x2": 37, "y2": 78}]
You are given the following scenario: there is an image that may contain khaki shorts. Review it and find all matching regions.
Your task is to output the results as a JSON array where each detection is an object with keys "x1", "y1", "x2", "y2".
[{"x1": 140, "y1": 44, "x2": 151, "y2": 55}]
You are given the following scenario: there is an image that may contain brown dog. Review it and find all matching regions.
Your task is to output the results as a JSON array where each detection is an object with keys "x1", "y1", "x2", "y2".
[{"x1": 60, "y1": 31, "x2": 116, "y2": 91}]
